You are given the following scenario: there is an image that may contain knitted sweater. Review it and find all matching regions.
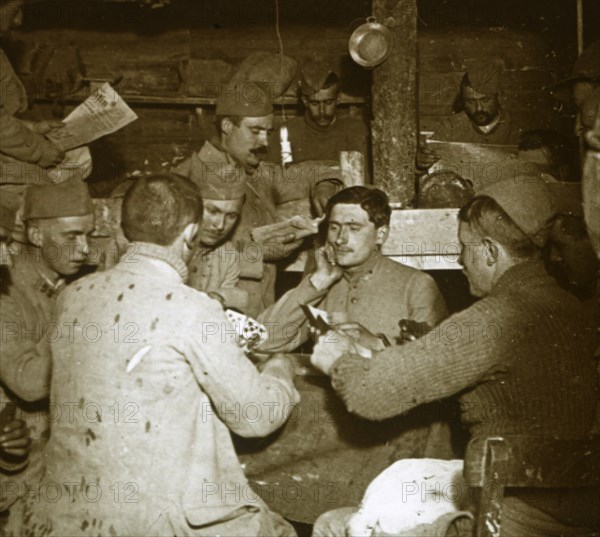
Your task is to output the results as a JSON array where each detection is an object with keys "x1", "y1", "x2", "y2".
[{"x1": 330, "y1": 261, "x2": 597, "y2": 440}]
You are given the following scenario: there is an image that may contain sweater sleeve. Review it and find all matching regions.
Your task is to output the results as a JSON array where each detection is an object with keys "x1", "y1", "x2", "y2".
[
  {"x1": 0, "y1": 297, "x2": 51, "y2": 402},
  {"x1": 406, "y1": 272, "x2": 449, "y2": 327},
  {"x1": 329, "y1": 299, "x2": 504, "y2": 421},
  {"x1": 184, "y1": 299, "x2": 300, "y2": 438}
]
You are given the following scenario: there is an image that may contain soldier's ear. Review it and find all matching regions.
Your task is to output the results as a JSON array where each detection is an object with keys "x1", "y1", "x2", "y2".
[
  {"x1": 376, "y1": 225, "x2": 389, "y2": 245},
  {"x1": 26, "y1": 221, "x2": 43, "y2": 248}
]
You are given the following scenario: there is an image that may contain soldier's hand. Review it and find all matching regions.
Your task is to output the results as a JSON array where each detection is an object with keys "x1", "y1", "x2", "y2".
[
  {"x1": 38, "y1": 141, "x2": 65, "y2": 168},
  {"x1": 336, "y1": 322, "x2": 387, "y2": 352},
  {"x1": 260, "y1": 231, "x2": 303, "y2": 261},
  {"x1": 310, "y1": 244, "x2": 343, "y2": 291},
  {"x1": 0, "y1": 419, "x2": 30, "y2": 458},
  {"x1": 33, "y1": 120, "x2": 65, "y2": 135}
]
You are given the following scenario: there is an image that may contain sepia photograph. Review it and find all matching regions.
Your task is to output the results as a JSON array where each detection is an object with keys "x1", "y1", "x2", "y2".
[{"x1": 0, "y1": 0, "x2": 599, "y2": 535}]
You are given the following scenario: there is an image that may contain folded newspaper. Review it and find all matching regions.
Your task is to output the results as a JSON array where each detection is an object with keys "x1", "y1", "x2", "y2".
[
  {"x1": 250, "y1": 215, "x2": 322, "y2": 243},
  {"x1": 46, "y1": 83, "x2": 138, "y2": 151}
]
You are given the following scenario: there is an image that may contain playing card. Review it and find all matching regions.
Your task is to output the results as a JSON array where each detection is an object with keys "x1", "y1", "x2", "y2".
[{"x1": 225, "y1": 309, "x2": 268, "y2": 349}]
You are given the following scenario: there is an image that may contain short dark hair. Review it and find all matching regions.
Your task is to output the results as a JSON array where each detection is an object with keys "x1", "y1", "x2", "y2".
[
  {"x1": 121, "y1": 173, "x2": 202, "y2": 246},
  {"x1": 458, "y1": 195, "x2": 540, "y2": 259},
  {"x1": 325, "y1": 186, "x2": 391, "y2": 229}
]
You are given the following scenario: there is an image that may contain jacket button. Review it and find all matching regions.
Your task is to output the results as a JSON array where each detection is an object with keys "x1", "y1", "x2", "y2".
[{"x1": 350, "y1": 297, "x2": 357, "y2": 304}]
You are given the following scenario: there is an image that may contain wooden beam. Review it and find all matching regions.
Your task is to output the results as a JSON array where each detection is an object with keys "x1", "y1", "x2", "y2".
[{"x1": 371, "y1": 0, "x2": 418, "y2": 205}]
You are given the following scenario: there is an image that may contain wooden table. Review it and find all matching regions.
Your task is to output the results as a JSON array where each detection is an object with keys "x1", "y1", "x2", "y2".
[{"x1": 236, "y1": 354, "x2": 442, "y2": 523}]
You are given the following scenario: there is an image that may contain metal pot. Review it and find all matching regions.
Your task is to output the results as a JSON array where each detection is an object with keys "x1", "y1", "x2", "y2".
[{"x1": 348, "y1": 16, "x2": 393, "y2": 69}]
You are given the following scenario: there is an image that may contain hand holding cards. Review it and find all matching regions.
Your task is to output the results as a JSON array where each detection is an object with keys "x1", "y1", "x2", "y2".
[{"x1": 225, "y1": 309, "x2": 268, "y2": 351}]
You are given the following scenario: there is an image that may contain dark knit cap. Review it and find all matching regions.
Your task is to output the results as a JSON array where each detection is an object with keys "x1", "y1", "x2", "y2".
[
  {"x1": 215, "y1": 82, "x2": 273, "y2": 117},
  {"x1": 479, "y1": 176, "x2": 556, "y2": 247},
  {"x1": 301, "y1": 63, "x2": 339, "y2": 95},
  {"x1": 465, "y1": 58, "x2": 503, "y2": 95},
  {"x1": 23, "y1": 180, "x2": 94, "y2": 220}
]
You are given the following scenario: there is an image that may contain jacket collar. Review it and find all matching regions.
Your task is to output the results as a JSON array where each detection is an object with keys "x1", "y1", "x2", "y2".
[
  {"x1": 342, "y1": 251, "x2": 382, "y2": 283},
  {"x1": 124, "y1": 242, "x2": 188, "y2": 282}
]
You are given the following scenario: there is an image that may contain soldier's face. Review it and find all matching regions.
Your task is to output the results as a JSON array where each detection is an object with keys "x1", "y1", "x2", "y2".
[
  {"x1": 326, "y1": 204, "x2": 387, "y2": 270},
  {"x1": 200, "y1": 198, "x2": 243, "y2": 246},
  {"x1": 225, "y1": 115, "x2": 273, "y2": 169},
  {"x1": 458, "y1": 221, "x2": 495, "y2": 298},
  {"x1": 303, "y1": 86, "x2": 339, "y2": 128},
  {"x1": 29, "y1": 215, "x2": 95, "y2": 276},
  {"x1": 462, "y1": 85, "x2": 500, "y2": 127}
]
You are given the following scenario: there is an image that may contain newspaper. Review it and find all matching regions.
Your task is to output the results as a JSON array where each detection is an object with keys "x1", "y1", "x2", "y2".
[
  {"x1": 47, "y1": 83, "x2": 138, "y2": 151},
  {"x1": 427, "y1": 140, "x2": 521, "y2": 191}
]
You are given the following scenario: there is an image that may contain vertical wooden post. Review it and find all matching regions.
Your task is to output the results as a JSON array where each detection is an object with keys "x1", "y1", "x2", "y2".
[{"x1": 371, "y1": 0, "x2": 418, "y2": 205}]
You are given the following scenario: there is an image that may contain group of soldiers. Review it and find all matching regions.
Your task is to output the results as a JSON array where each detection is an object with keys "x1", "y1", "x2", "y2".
[{"x1": 1, "y1": 0, "x2": 600, "y2": 534}]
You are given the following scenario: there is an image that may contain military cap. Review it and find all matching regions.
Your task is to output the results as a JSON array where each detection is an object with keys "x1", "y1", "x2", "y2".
[
  {"x1": 300, "y1": 62, "x2": 339, "y2": 96},
  {"x1": 215, "y1": 82, "x2": 273, "y2": 117},
  {"x1": 23, "y1": 180, "x2": 94, "y2": 220},
  {"x1": 478, "y1": 175, "x2": 556, "y2": 247},
  {"x1": 191, "y1": 158, "x2": 246, "y2": 201},
  {"x1": 553, "y1": 41, "x2": 600, "y2": 101},
  {"x1": 465, "y1": 58, "x2": 503, "y2": 95}
]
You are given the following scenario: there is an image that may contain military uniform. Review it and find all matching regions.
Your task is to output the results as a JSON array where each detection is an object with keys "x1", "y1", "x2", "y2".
[
  {"x1": 187, "y1": 241, "x2": 248, "y2": 312},
  {"x1": 0, "y1": 245, "x2": 59, "y2": 510},
  {"x1": 426, "y1": 109, "x2": 518, "y2": 145}
]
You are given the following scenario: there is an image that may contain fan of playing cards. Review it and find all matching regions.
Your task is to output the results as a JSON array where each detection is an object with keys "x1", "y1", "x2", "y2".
[{"x1": 225, "y1": 309, "x2": 268, "y2": 350}]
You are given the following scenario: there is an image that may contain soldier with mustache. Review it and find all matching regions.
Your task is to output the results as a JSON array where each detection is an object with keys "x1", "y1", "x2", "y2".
[
  {"x1": 175, "y1": 82, "x2": 343, "y2": 317},
  {"x1": 420, "y1": 58, "x2": 518, "y2": 166},
  {"x1": 266, "y1": 63, "x2": 371, "y2": 182}
]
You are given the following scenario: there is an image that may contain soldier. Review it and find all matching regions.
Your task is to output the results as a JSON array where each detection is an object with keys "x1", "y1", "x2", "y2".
[
  {"x1": 186, "y1": 162, "x2": 248, "y2": 311},
  {"x1": 0, "y1": 201, "x2": 30, "y2": 500},
  {"x1": 0, "y1": 180, "x2": 94, "y2": 514},
  {"x1": 266, "y1": 64, "x2": 371, "y2": 181},
  {"x1": 12, "y1": 173, "x2": 300, "y2": 536},
  {"x1": 175, "y1": 81, "x2": 342, "y2": 316}
]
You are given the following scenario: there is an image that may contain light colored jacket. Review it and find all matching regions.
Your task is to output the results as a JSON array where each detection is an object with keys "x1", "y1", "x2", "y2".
[{"x1": 16, "y1": 242, "x2": 299, "y2": 536}]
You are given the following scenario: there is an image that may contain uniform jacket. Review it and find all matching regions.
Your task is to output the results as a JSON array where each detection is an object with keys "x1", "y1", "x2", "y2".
[
  {"x1": 187, "y1": 241, "x2": 249, "y2": 312},
  {"x1": 14, "y1": 242, "x2": 299, "y2": 536},
  {"x1": 0, "y1": 247, "x2": 57, "y2": 510},
  {"x1": 258, "y1": 253, "x2": 448, "y2": 353}
]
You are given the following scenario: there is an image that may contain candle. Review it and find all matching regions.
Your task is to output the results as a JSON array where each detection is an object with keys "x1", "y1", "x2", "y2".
[{"x1": 280, "y1": 126, "x2": 293, "y2": 166}]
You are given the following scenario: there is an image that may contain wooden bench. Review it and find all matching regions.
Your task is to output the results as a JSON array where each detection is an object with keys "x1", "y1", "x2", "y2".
[{"x1": 464, "y1": 435, "x2": 600, "y2": 537}]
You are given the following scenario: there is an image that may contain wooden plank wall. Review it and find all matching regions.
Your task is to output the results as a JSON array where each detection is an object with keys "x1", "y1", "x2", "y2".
[{"x1": 11, "y1": 20, "x2": 578, "y2": 192}]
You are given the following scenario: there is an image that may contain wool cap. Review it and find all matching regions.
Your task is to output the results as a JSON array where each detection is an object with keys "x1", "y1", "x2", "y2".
[
  {"x1": 465, "y1": 58, "x2": 503, "y2": 95},
  {"x1": 22, "y1": 180, "x2": 94, "y2": 220},
  {"x1": 553, "y1": 41, "x2": 600, "y2": 101},
  {"x1": 193, "y1": 159, "x2": 246, "y2": 201},
  {"x1": 478, "y1": 175, "x2": 556, "y2": 247},
  {"x1": 301, "y1": 63, "x2": 339, "y2": 96},
  {"x1": 215, "y1": 82, "x2": 273, "y2": 117}
]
